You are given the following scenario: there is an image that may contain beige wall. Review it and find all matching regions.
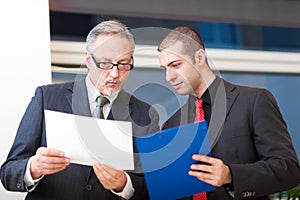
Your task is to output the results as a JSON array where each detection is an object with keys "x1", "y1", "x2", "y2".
[{"x1": 0, "y1": 0, "x2": 51, "y2": 199}]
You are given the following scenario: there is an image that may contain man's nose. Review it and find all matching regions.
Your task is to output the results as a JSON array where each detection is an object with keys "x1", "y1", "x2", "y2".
[
  {"x1": 109, "y1": 65, "x2": 120, "y2": 77},
  {"x1": 166, "y1": 67, "x2": 176, "y2": 82}
]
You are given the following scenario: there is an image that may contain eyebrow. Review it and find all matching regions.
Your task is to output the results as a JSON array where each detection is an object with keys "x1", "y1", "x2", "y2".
[
  {"x1": 93, "y1": 56, "x2": 111, "y2": 62},
  {"x1": 167, "y1": 59, "x2": 181, "y2": 67},
  {"x1": 160, "y1": 59, "x2": 181, "y2": 69},
  {"x1": 95, "y1": 56, "x2": 131, "y2": 62},
  {"x1": 118, "y1": 57, "x2": 132, "y2": 62}
]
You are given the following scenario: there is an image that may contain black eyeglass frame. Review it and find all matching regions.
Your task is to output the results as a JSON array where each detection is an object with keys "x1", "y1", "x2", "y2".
[{"x1": 90, "y1": 53, "x2": 134, "y2": 71}]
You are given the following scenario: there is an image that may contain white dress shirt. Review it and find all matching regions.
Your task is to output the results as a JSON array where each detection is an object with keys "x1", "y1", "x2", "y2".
[{"x1": 24, "y1": 75, "x2": 134, "y2": 199}]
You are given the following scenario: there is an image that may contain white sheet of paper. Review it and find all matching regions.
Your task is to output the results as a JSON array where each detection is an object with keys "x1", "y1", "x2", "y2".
[{"x1": 45, "y1": 109, "x2": 134, "y2": 170}]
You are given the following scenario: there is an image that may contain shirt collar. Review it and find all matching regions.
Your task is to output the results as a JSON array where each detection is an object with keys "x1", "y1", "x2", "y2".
[
  {"x1": 191, "y1": 76, "x2": 221, "y2": 106},
  {"x1": 85, "y1": 75, "x2": 119, "y2": 105},
  {"x1": 201, "y1": 76, "x2": 221, "y2": 105}
]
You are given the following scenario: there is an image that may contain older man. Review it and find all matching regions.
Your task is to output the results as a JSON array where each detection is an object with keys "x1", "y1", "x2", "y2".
[{"x1": 1, "y1": 20, "x2": 159, "y2": 200}]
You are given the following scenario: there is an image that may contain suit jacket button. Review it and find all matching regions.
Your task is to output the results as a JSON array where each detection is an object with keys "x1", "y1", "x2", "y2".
[
  {"x1": 249, "y1": 191, "x2": 255, "y2": 197},
  {"x1": 17, "y1": 183, "x2": 21, "y2": 189},
  {"x1": 242, "y1": 192, "x2": 248, "y2": 198},
  {"x1": 86, "y1": 185, "x2": 93, "y2": 191}
]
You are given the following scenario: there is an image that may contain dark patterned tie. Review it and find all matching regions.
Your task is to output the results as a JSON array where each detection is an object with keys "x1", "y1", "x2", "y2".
[
  {"x1": 94, "y1": 96, "x2": 109, "y2": 119},
  {"x1": 193, "y1": 98, "x2": 207, "y2": 200}
]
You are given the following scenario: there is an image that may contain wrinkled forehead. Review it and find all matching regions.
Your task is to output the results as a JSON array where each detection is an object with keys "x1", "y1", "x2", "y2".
[{"x1": 92, "y1": 35, "x2": 133, "y2": 59}]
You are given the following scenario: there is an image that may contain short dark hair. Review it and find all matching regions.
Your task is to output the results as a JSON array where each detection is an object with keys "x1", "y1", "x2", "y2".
[{"x1": 158, "y1": 27, "x2": 205, "y2": 59}]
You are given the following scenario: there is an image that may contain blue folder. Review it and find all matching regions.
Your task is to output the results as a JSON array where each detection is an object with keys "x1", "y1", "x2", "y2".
[{"x1": 136, "y1": 121, "x2": 215, "y2": 200}]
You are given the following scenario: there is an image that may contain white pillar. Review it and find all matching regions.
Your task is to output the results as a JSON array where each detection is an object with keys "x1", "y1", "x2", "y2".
[{"x1": 0, "y1": 0, "x2": 51, "y2": 199}]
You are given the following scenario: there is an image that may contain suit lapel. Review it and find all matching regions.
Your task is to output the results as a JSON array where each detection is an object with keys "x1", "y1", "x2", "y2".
[
  {"x1": 107, "y1": 90, "x2": 132, "y2": 121},
  {"x1": 223, "y1": 80, "x2": 239, "y2": 117},
  {"x1": 66, "y1": 78, "x2": 91, "y2": 117},
  {"x1": 208, "y1": 78, "x2": 239, "y2": 149},
  {"x1": 65, "y1": 78, "x2": 102, "y2": 185}
]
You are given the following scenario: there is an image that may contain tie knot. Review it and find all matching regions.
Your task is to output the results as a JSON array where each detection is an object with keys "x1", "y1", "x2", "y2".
[
  {"x1": 195, "y1": 98, "x2": 203, "y2": 109},
  {"x1": 96, "y1": 96, "x2": 109, "y2": 108}
]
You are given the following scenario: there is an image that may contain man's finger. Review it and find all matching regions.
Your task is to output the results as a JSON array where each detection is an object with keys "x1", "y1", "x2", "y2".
[
  {"x1": 192, "y1": 154, "x2": 214, "y2": 164},
  {"x1": 190, "y1": 163, "x2": 212, "y2": 173},
  {"x1": 37, "y1": 147, "x2": 65, "y2": 157},
  {"x1": 38, "y1": 156, "x2": 70, "y2": 164}
]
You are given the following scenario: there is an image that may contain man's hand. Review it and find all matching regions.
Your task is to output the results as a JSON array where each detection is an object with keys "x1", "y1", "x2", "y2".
[
  {"x1": 30, "y1": 147, "x2": 70, "y2": 179},
  {"x1": 188, "y1": 154, "x2": 232, "y2": 187},
  {"x1": 93, "y1": 163, "x2": 127, "y2": 192}
]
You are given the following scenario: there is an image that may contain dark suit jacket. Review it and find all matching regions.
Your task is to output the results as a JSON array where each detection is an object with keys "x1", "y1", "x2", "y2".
[
  {"x1": 163, "y1": 77, "x2": 300, "y2": 200},
  {"x1": 1, "y1": 79, "x2": 160, "y2": 200}
]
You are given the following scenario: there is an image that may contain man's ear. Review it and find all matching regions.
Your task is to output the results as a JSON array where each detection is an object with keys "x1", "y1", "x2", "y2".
[
  {"x1": 194, "y1": 49, "x2": 206, "y2": 65},
  {"x1": 85, "y1": 51, "x2": 91, "y2": 69}
]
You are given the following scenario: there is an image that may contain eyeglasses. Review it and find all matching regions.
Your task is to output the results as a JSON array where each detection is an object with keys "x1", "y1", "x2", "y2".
[{"x1": 90, "y1": 54, "x2": 134, "y2": 71}]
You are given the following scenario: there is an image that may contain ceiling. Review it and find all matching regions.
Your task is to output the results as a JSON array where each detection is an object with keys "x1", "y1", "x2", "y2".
[{"x1": 49, "y1": 0, "x2": 300, "y2": 28}]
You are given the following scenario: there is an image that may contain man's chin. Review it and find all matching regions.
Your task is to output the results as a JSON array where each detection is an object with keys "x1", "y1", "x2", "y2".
[
  {"x1": 104, "y1": 88, "x2": 120, "y2": 96},
  {"x1": 175, "y1": 88, "x2": 188, "y2": 96}
]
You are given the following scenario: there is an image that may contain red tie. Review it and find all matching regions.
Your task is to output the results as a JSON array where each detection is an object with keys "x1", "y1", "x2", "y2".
[
  {"x1": 193, "y1": 192, "x2": 207, "y2": 200},
  {"x1": 195, "y1": 99, "x2": 205, "y2": 122},
  {"x1": 193, "y1": 99, "x2": 207, "y2": 200}
]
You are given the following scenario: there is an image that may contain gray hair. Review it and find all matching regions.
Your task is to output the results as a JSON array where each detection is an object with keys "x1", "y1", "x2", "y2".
[{"x1": 86, "y1": 20, "x2": 135, "y2": 53}]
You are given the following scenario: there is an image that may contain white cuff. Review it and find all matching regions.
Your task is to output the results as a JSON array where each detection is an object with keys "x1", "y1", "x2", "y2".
[
  {"x1": 110, "y1": 172, "x2": 134, "y2": 199},
  {"x1": 24, "y1": 157, "x2": 43, "y2": 192}
]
